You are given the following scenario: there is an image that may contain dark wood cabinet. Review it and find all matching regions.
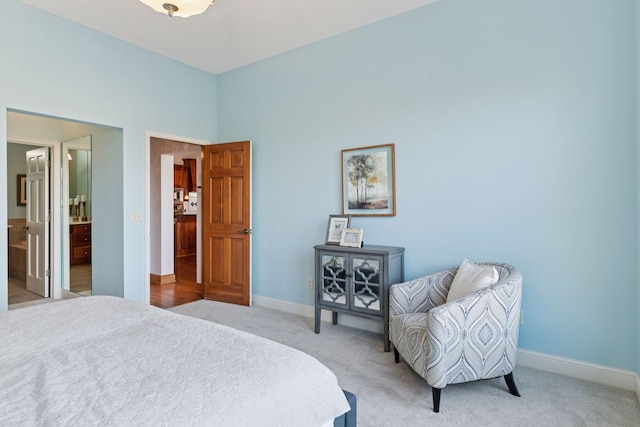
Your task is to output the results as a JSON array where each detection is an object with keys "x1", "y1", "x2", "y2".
[
  {"x1": 70, "y1": 223, "x2": 91, "y2": 265},
  {"x1": 175, "y1": 215, "x2": 196, "y2": 257},
  {"x1": 174, "y1": 159, "x2": 197, "y2": 194},
  {"x1": 183, "y1": 159, "x2": 197, "y2": 193},
  {"x1": 174, "y1": 165, "x2": 184, "y2": 190}
]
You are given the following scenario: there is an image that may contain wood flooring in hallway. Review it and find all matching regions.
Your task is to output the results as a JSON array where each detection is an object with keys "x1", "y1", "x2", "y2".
[{"x1": 150, "y1": 255, "x2": 202, "y2": 309}]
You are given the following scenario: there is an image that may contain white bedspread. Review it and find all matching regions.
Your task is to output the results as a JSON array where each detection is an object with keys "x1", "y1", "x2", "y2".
[{"x1": 0, "y1": 296, "x2": 349, "y2": 426}]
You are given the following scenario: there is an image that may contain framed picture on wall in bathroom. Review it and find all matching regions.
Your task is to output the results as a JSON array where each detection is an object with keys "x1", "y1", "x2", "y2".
[
  {"x1": 17, "y1": 174, "x2": 26, "y2": 206},
  {"x1": 342, "y1": 143, "x2": 396, "y2": 216}
]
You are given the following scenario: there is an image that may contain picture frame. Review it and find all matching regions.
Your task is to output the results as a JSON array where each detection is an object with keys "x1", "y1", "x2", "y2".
[
  {"x1": 342, "y1": 143, "x2": 395, "y2": 216},
  {"x1": 325, "y1": 214, "x2": 351, "y2": 245},
  {"x1": 17, "y1": 174, "x2": 26, "y2": 206},
  {"x1": 339, "y1": 228, "x2": 364, "y2": 248}
]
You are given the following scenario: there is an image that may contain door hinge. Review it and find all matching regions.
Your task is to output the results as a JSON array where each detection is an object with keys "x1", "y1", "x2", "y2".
[{"x1": 45, "y1": 269, "x2": 51, "y2": 277}]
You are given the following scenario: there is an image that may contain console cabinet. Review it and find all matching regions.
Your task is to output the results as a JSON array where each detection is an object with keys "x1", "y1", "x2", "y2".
[{"x1": 314, "y1": 244, "x2": 405, "y2": 352}]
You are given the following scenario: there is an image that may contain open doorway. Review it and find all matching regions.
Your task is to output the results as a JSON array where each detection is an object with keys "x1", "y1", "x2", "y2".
[
  {"x1": 149, "y1": 136, "x2": 203, "y2": 308},
  {"x1": 146, "y1": 136, "x2": 253, "y2": 309},
  {"x1": 5, "y1": 109, "x2": 124, "y2": 309}
]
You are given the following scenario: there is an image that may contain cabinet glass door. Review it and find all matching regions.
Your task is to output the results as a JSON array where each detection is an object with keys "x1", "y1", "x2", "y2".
[
  {"x1": 320, "y1": 255, "x2": 348, "y2": 307},
  {"x1": 351, "y1": 257, "x2": 382, "y2": 314}
]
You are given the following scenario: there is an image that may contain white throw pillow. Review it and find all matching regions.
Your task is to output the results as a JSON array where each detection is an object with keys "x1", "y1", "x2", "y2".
[{"x1": 446, "y1": 259, "x2": 499, "y2": 302}]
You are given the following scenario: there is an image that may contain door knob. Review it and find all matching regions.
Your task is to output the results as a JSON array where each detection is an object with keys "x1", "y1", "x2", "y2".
[{"x1": 240, "y1": 229, "x2": 252, "y2": 235}]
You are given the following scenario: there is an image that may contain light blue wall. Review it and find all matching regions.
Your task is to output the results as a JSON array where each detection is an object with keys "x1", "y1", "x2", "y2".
[
  {"x1": 218, "y1": 0, "x2": 638, "y2": 371},
  {"x1": 91, "y1": 128, "x2": 125, "y2": 297},
  {"x1": 1, "y1": 0, "x2": 637, "y2": 374},
  {"x1": 0, "y1": 0, "x2": 217, "y2": 310}
]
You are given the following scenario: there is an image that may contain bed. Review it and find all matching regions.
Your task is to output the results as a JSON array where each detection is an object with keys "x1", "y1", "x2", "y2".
[{"x1": 0, "y1": 296, "x2": 351, "y2": 426}]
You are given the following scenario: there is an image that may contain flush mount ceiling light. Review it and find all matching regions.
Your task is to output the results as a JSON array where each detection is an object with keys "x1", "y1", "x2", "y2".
[{"x1": 139, "y1": 0, "x2": 216, "y2": 18}]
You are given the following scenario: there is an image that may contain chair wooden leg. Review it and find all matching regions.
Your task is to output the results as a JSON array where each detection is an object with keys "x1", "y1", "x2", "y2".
[
  {"x1": 393, "y1": 346, "x2": 400, "y2": 363},
  {"x1": 504, "y1": 372, "x2": 521, "y2": 397},
  {"x1": 432, "y1": 387, "x2": 441, "y2": 413}
]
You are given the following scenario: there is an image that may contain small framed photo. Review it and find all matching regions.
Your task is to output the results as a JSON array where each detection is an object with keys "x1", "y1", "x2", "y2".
[
  {"x1": 339, "y1": 228, "x2": 363, "y2": 248},
  {"x1": 325, "y1": 214, "x2": 351, "y2": 245}
]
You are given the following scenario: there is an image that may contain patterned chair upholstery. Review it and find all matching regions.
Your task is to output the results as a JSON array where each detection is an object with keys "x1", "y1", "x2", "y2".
[{"x1": 389, "y1": 263, "x2": 522, "y2": 413}]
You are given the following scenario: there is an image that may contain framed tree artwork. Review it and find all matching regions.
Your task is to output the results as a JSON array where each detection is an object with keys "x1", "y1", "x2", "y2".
[{"x1": 342, "y1": 144, "x2": 395, "y2": 216}]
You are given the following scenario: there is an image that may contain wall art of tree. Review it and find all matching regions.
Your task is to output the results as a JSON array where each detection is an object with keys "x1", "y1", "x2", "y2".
[{"x1": 346, "y1": 153, "x2": 388, "y2": 209}]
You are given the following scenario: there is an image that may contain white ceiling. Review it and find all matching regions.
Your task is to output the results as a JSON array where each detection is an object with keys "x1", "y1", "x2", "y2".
[{"x1": 20, "y1": 0, "x2": 439, "y2": 75}]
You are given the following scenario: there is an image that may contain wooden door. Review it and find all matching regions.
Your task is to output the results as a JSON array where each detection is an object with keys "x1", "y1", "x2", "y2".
[{"x1": 202, "y1": 141, "x2": 251, "y2": 306}]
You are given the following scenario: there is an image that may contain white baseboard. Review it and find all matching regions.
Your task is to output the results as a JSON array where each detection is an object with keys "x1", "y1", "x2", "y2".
[
  {"x1": 252, "y1": 295, "x2": 639, "y2": 401},
  {"x1": 517, "y1": 348, "x2": 637, "y2": 392},
  {"x1": 60, "y1": 289, "x2": 81, "y2": 299},
  {"x1": 252, "y1": 295, "x2": 313, "y2": 316},
  {"x1": 252, "y1": 295, "x2": 383, "y2": 334}
]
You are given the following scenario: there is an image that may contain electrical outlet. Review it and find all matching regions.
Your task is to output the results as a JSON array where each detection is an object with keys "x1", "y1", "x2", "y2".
[
  {"x1": 306, "y1": 278, "x2": 313, "y2": 290},
  {"x1": 520, "y1": 310, "x2": 524, "y2": 326}
]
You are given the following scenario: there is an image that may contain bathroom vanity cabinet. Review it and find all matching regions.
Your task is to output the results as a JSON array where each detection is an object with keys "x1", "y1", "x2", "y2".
[{"x1": 70, "y1": 223, "x2": 91, "y2": 265}]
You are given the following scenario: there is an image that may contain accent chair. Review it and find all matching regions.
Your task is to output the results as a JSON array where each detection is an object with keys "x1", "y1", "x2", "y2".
[{"x1": 389, "y1": 262, "x2": 522, "y2": 413}]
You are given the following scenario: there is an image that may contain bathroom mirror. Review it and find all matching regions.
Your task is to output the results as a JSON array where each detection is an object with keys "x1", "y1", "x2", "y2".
[{"x1": 63, "y1": 136, "x2": 92, "y2": 296}]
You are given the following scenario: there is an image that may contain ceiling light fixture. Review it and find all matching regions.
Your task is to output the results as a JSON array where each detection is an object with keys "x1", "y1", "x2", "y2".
[{"x1": 139, "y1": 0, "x2": 216, "y2": 18}]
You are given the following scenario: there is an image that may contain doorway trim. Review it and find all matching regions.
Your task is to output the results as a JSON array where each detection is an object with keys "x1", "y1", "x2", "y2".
[
  {"x1": 7, "y1": 136, "x2": 62, "y2": 301},
  {"x1": 144, "y1": 130, "x2": 211, "y2": 305}
]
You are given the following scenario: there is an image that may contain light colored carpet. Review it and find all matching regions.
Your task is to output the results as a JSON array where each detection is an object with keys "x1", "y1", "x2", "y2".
[{"x1": 169, "y1": 300, "x2": 640, "y2": 427}]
